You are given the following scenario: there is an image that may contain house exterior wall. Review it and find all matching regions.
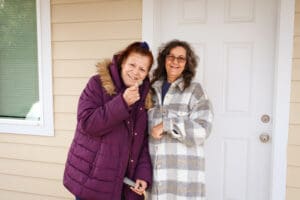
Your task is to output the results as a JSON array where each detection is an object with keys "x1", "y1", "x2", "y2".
[
  {"x1": 1, "y1": 0, "x2": 299, "y2": 199},
  {"x1": 0, "y1": 0, "x2": 142, "y2": 199},
  {"x1": 286, "y1": 0, "x2": 300, "y2": 199}
]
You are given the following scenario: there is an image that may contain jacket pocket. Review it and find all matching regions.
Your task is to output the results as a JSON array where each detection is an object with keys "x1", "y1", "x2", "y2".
[
  {"x1": 90, "y1": 142, "x2": 120, "y2": 181},
  {"x1": 168, "y1": 110, "x2": 189, "y2": 118}
]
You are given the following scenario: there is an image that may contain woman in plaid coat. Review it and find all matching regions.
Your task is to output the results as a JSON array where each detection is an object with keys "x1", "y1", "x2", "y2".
[{"x1": 148, "y1": 40, "x2": 213, "y2": 200}]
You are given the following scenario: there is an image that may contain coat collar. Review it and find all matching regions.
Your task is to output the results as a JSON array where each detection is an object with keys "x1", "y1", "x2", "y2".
[
  {"x1": 152, "y1": 77, "x2": 185, "y2": 92},
  {"x1": 96, "y1": 58, "x2": 117, "y2": 96}
]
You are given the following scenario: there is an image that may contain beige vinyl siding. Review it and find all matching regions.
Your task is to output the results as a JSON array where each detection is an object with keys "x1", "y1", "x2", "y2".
[
  {"x1": 0, "y1": 0, "x2": 142, "y2": 199},
  {"x1": 287, "y1": 0, "x2": 300, "y2": 199}
]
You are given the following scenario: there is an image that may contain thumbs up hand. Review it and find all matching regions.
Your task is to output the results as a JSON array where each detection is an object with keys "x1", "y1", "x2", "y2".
[{"x1": 123, "y1": 83, "x2": 140, "y2": 106}]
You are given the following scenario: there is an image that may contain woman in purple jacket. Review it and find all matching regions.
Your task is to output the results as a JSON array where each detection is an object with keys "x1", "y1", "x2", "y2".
[{"x1": 63, "y1": 42, "x2": 154, "y2": 200}]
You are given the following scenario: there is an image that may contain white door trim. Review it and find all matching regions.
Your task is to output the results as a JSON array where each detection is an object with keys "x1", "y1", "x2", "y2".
[
  {"x1": 142, "y1": 0, "x2": 295, "y2": 199},
  {"x1": 270, "y1": 0, "x2": 295, "y2": 199}
]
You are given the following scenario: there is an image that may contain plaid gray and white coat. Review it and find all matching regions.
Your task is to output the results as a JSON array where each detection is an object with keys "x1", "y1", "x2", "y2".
[{"x1": 148, "y1": 77, "x2": 213, "y2": 200}]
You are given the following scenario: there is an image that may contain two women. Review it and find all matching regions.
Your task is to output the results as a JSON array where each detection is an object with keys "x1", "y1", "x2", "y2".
[
  {"x1": 148, "y1": 40, "x2": 213, "y2": 199},
  {"x1": 63, "y1": 42, "x2": 154, "y2": 200},
  {"x1": 63, "y1": 40, "x2": 213, "y2": 200}
]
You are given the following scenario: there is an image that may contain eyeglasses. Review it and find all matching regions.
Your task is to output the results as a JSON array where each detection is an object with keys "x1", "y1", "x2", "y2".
[{"x1": 166, "y1": 55, "x2": 186, "y2": 64}]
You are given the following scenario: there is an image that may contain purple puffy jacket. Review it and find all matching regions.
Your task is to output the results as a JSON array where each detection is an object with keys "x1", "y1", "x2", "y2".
[{"x1": 63, "y1": 58, "x2": 153, "y2": 200}]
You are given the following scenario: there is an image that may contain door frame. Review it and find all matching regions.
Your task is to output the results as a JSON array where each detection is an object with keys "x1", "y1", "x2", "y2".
[{"x1": 142, "y1": 0, "x2": 295, "y2": 199}]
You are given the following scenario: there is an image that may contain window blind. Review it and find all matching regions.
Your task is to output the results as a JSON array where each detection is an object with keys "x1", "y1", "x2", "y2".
[{"x1": 0, "y1": 0, "x2": 39, "y2": 119}]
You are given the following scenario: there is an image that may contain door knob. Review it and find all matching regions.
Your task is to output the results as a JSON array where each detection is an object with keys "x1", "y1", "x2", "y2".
[
  {"x1": 261, "y1": 114, "x2": 270, "y2": 123},
  {"x1": 259, "y1": 133, "x2": 270, "y2": 143}
]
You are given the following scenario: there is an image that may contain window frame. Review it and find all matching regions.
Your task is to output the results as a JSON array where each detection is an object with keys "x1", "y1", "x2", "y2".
[{"x1": 0, "y1": 0, "x2": 54, "y2": 136}]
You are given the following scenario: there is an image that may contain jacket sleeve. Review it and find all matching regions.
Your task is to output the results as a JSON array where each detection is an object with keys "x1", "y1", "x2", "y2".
[
  {"x1": 163, "y1": 85, "x2": 213, "y2": 146},
  {"x1": 134, "y1": 129, "x2": 153, "y2": 187},
  {"x1": 77, "y1": 76, "x2": 130, "y2": 136}
]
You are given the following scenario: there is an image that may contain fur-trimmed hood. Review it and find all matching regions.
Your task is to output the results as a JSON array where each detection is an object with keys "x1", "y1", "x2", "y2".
[
  {"x1": 63, "y1": 60, "x2": 153, "y2": 200},
  {"x1": 96, "y1": 59, "x2": 153, "y2": 109}
]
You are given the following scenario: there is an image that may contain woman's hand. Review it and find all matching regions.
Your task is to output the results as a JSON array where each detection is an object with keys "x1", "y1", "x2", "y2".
[
  {"x1": 151, "y1": 122, "x2": 164, "y2": 139},
  {"x1": 130, "y1": 179, "x2": 147, "y2": 196},
  {"x1": 123, "y1": 83, "x2": 140, "y2": 106}
]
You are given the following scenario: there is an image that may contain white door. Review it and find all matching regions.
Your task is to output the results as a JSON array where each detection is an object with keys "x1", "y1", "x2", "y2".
[{"x1": 146, "y1": 0, "x2": 277, "y2": 199}]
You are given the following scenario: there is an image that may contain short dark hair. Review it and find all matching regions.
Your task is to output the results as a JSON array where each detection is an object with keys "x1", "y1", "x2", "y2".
[{"x1": 116, "y1": 41, "x2": 154, "y2": 72}]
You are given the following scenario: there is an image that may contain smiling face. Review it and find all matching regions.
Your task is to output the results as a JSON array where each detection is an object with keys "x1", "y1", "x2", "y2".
[
  {"x1": 121, "y1": 52, "x2": 151, "y2": 87},
  {"x1": 165, "y1": 46, "x2": 187, "y2": 83}
]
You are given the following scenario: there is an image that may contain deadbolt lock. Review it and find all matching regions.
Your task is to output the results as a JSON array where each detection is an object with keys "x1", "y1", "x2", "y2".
[{"x1": 261, "y1": 114, "x2": 270, "y2": 123}]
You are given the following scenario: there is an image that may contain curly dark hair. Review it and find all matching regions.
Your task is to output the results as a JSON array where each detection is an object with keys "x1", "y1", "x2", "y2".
[{"x1": 151, "y1": 39, "x2": 198, "y2": 89}]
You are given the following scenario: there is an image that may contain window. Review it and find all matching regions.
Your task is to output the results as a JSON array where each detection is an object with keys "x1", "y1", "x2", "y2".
[{"x1": 0, "y1": 0, "x2": 53, "y2": 136}]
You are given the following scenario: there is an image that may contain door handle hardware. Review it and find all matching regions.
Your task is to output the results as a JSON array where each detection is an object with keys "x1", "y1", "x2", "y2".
[
  {"x1": 259, "y1": 133, "x2": 270, "y2": 143},
  {"x1": 261, "y1": 114, "x2": 270, "y2": 123}
]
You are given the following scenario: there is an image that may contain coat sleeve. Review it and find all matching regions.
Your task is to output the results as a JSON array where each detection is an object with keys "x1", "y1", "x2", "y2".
[
  {"x1": 163, "y1": 84, "x2": 213, "y2": 146},
  {"x1": 77, "y1": 76, "x2": 130, "y2": 136},
  {"x1": 134, "y1": 128, "x2": 153, "y2": 187}
]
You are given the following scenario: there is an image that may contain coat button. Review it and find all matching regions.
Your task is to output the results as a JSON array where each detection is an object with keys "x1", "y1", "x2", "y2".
[
  {"x1": 134, "y1": 132, "x2": 138, "y2": 136},
  {"x1": 130, "y1": 159, "x2": 134, "y2": 163},
  {"x1": 162, "y1": 108, "x2": 167, "y2": 115}
]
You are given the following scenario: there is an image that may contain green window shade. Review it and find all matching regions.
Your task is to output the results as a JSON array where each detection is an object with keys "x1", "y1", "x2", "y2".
[{"x1": 0, "y1": 0, "x2": 39, "y2": 119}]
